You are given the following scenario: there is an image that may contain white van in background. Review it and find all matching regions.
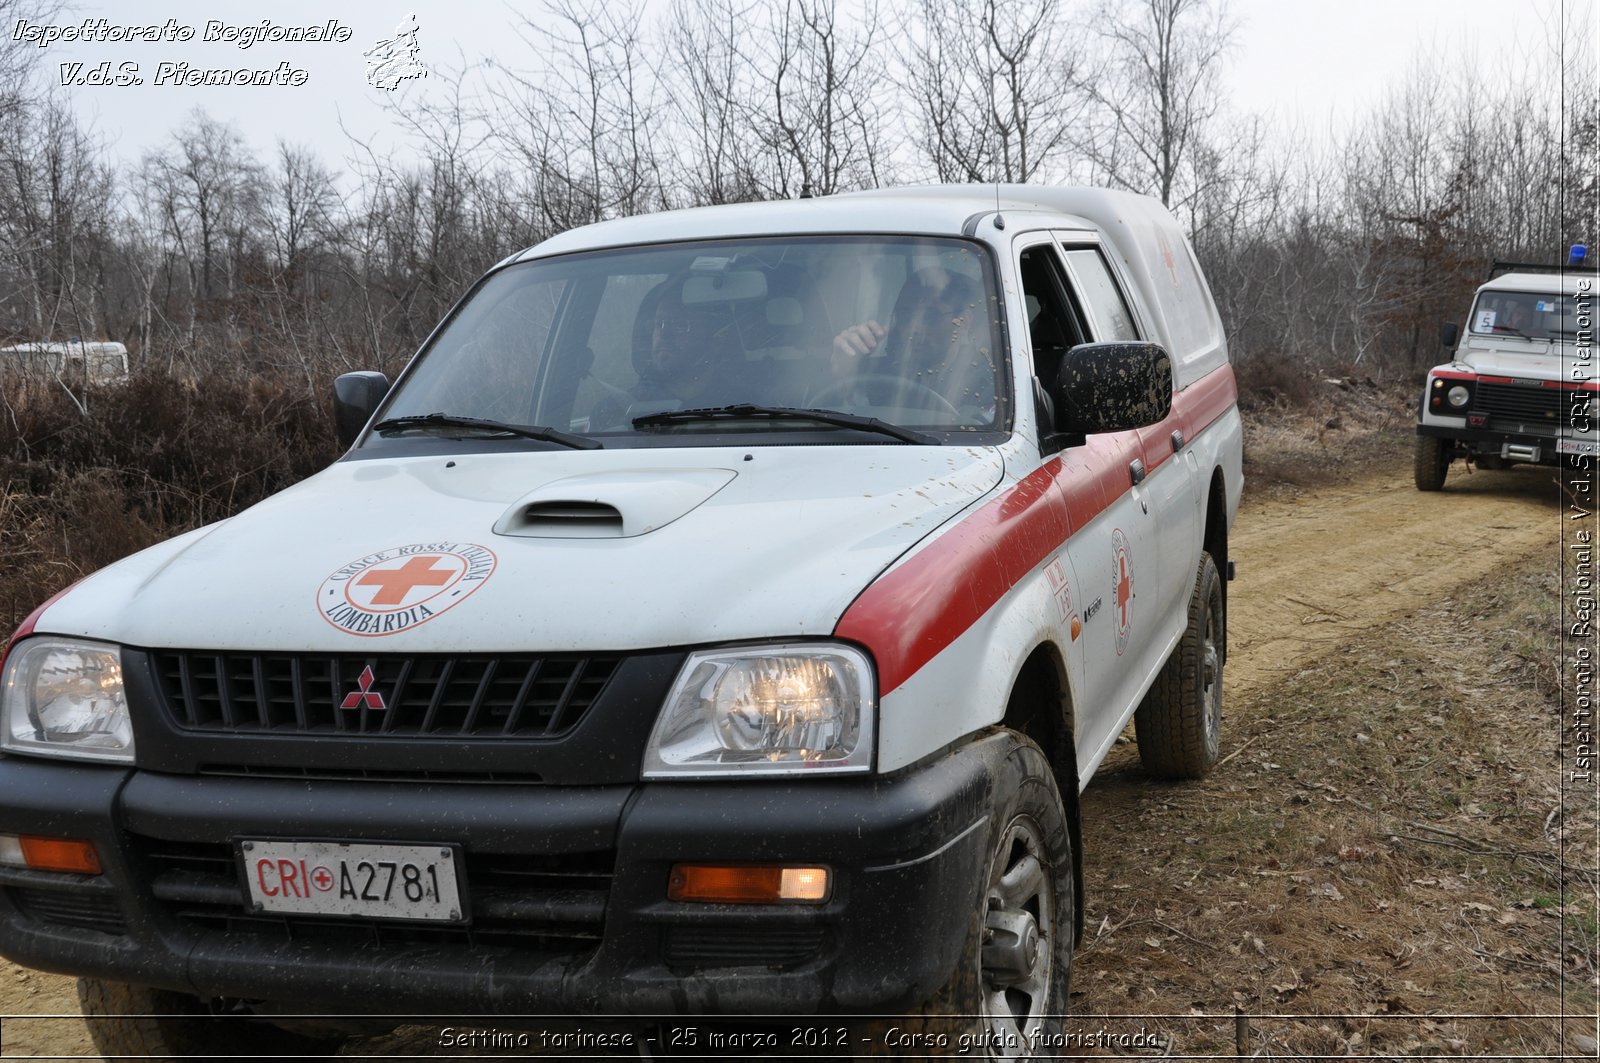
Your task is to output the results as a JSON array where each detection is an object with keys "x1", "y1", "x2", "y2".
[{"x1": 0, "y1": 340, "x2": 130, "y2": 385}]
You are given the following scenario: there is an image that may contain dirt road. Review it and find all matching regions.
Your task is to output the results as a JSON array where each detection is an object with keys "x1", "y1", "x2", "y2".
[
  {"x1": 0, "y1": 462, "x2": 1575, "y2": 1059},
  {"x1": 1225, "y1": 463, "x2": 1564, "y2": 695}
]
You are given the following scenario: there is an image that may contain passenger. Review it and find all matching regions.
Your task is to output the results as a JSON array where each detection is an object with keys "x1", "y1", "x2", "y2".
[{"x1": 828, "y1": 267, "x2": 995, "y2": 415}]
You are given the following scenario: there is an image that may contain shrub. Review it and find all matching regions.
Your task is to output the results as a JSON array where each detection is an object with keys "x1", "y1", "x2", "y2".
[{"x1": 0, "y1": 372, "x2": 339, "y2": 632}]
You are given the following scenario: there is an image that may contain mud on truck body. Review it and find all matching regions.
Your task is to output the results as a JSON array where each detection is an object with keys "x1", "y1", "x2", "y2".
[{"x1": 0, "y1": 185, "x2": 1242, "y2": 1060}]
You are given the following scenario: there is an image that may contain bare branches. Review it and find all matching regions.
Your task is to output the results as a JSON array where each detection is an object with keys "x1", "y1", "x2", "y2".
[
  {"x1": 902, "y1": 0, "x2": 1088, "y2": 183},
  {"x1": 0, "y1": 2, "x2": 1592, "y2": 386},
  {"x1": 1082, "y1": 0, "x2": 1235, "y2": 211}
]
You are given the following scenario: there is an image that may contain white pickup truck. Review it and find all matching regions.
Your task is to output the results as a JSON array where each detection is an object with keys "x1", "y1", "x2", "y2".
[{"x1": 0, "y1": 185, "x2": 1242, "y2": 1060}]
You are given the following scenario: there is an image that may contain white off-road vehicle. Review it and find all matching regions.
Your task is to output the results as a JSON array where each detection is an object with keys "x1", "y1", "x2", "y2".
[
  {"x1": 1416, "y1": 249, "x2": 1598, "y2": 497},
  {"x1": 0, "y1": 186, "x2": 1241, "y2": 1060}
]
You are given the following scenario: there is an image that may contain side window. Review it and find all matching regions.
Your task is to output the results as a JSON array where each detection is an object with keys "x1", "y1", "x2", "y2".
[
  {"x1": 1018, "y1": 244, "x2": 1088, "y2": 451},
  {"x1": 1062, "y1": 248, "x2": 1139, "y2": 341}
]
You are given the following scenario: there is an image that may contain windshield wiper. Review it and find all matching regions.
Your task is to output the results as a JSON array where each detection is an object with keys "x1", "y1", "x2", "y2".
[
  {"x1": 371, "y1": 413, "x2": 602, "y2": 450},
  {"x1": 632, "y1": 403, "x2": 939, "y2": 445}
]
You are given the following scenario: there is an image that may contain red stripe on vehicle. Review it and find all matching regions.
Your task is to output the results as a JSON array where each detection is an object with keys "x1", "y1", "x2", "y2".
[
  {"x1": 837, "y1": 363, "x2": 1237, "y2": 696},
  {"x1": 0, "y1": 583, "x2": 80, "y2": 675}
]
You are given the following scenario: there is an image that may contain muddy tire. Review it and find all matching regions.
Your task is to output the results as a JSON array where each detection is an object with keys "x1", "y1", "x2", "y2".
[
  {"x1": 1136, "y1": 552, "x2": 1224, "y2": 779},
  {"x1": 853, "y1": 733, "x2": 1073, "y2": 1060},
  {"x1": 1414, "y1": 435, "x2": 1450, "y2": 490},
  {"x1": 77, "y1": 978, "x2": 340, "y2": 1063}
]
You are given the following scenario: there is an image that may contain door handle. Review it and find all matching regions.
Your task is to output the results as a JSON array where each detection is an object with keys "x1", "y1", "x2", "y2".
[{"x1": 1129, "y1": 458, "x2": 1146, "y2": 486}]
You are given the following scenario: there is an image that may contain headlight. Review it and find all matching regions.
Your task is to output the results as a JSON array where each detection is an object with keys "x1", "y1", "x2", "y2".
[
  {"x1": 1446, "y1": 385, "x2": 1471, "y2": 408},
  {"x1": 1, "y1": 638, "x2": 134, "y2": 763},
  {"x1": 643, "y1": 644, "x2": 874, "y2": 778}
]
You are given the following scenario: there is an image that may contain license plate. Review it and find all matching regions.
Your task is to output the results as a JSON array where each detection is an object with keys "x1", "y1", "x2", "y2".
[
  {"x1": 238, "y1": 839, "x2": 465, "y2": 923},
  {"x1": 1558, "y1": 438, "x2": 1599, "y2": 456}
]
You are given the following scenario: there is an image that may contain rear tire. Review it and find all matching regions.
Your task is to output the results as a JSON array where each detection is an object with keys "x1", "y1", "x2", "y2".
[
  {"x1": 77, "y1": 978, "x2": 341, "y2": 1063},
  {"x1": 1414, "y1": 435, "x2": 1450, "y2": 490},
  {"x1": 1136, "y1": 552, "x2": 1224, "y2": 779},
  {"x1": 852, "y1": 734, "x2": 1073, "y2": 1060}
]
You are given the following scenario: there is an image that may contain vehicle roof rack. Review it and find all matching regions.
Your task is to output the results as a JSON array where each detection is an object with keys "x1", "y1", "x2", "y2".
[
  {"x1": 1488, "y1": 244, "x2": 1589, "y2": 279},
  {"x1": 1488, "y1": 259, "x2": 1565, "y2": 278}
]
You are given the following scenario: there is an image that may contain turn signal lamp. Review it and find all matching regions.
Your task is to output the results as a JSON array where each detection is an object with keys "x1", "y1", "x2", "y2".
[
  {"x1": 668, "y1": 864, "x2": 830, "y2": 904},
  {"x1": 0, "y1": 833, "x2": 102, "y2": 874}
]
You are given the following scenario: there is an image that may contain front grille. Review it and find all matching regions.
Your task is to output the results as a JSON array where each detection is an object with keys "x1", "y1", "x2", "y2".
[
  {"x1": 136, "y1": 835, "x2": 612, "y2": 954},
  {"x1": 151, "y1": 652, "x2": 621, "y2": 738},
  {"x1": 1473, "y1": 380, "x2": 1592, "y2": 435},
  {"x1": 7, "y1": 886, "x2": 127, "y2": 934}
]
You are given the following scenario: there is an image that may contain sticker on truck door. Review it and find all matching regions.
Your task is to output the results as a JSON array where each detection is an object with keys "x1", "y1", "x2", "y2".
[
  {"x1": 317, "y1": 542, "x2": 497, "y2": 636},
  {"x1": 1112, "y1": 529, "x2": 1134, "y2": 655},
  {"x1": 1044, "y1": 555, "x2": 1081, "y2": 640}
]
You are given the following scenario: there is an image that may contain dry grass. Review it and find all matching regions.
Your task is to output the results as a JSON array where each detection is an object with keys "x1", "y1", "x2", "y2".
[
  {"x1": 1072, "y1": 550, "x2": 1598, "y2": 1058},
  {"x1": 1240, "y1": 375, "x2": 1418, "y2": 498},
  {"x1": 0, "y1": 372, "x2": 338, "y2": 632}
]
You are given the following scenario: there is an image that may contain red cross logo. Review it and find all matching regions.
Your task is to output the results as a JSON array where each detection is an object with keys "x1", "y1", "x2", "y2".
[
  {"x1": 310, "y1": 865, "x2": 334, "y2": 892},
  {"x1": 1115, "y1": 551, "x2": 1133, "y2": 632},
  {"x1": 355, "y1": 555, "x2": 456, "y2": 606},
  {"x1": 340, "y1": 665, "x2": 386, "y2": 710}
]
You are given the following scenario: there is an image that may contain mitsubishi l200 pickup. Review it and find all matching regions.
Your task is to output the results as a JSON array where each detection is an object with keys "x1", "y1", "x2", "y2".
[{"x1": 0, "y1": 186, "x2": 1242, "y2": 1059}]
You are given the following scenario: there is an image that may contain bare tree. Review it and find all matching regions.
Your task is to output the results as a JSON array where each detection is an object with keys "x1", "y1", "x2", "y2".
[
  {"x1": 141, "y1": 111, "x2": 264, "y2": 309},
  {"x1": 494, "y1": 0, "x2": 666, "y2": 229},
  {"x1": 265, "y1": 142, "x2": 339, "y2": 288},
  {"x1": 0, "y1": 99, "x2": 114, "y2": 343},
  {"x1": 0, "y1": 0, "x2": 62, "y2": 129},
  {"x1": 903, "y1": 0, "x2": 1089, "y2": 183},
  {"x1": 664, "y1": 0, "x2": 766, "y2": 205},
  {"x1": 1084, "y1": 0, "x2": 1234, "y2": 211},
  {"x1": 753, "y1": 0, "x2": 892, "y2": 196}
]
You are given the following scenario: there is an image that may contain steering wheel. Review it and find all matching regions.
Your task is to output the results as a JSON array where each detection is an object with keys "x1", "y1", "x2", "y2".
[{"x1": 809, "y1": 374, "x2": 961, "y2": 418}]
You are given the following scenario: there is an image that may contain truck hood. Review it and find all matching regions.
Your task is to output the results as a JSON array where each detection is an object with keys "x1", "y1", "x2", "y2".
[
  {"x1": 39, "y1": 446, "x2": 1004, "y2": 652},
  {"x1": 1457, "y1": 341, "x2": 1575, "y2": 379}
]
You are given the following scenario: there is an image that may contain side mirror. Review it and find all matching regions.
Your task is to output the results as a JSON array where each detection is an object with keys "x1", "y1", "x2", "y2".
[
  {"x1": 1053, "y1": 342, "x2": 1173, "y2": 435},
  {"x1": 333, "y1": 371, "x2": 391, "y2": 450},
  {"x1": 1440, "y1": 322, "x2": 1459, "y2": 349}
]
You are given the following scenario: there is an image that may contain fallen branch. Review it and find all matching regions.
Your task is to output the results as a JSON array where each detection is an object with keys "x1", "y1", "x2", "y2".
[{"x1": 1216, "y1": 735, "x2": 1260, "y2": 769}]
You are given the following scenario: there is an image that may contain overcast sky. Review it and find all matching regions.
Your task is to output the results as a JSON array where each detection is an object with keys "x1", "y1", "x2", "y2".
[{"x1": 17, "y1": 0, "x2": 1587, "y2": 176}]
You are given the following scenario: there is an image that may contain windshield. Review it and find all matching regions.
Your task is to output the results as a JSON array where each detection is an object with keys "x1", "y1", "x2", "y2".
[
  {"x1": 1468, "y1": 289, "x2": 1580, "y2": 341},
  {"x1": 371, "y1": 236, "x2": 1006, "y2": 449}
]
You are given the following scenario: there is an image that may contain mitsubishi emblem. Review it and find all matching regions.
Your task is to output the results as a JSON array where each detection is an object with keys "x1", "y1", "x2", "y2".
[{"x1": 340, "y1": 665, "x2": 386, "y2": 711}]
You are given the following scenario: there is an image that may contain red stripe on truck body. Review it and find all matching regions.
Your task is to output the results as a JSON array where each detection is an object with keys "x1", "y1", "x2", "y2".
[{"x1": 836, "y1": 364, "x2": 1236, "y2": 695}]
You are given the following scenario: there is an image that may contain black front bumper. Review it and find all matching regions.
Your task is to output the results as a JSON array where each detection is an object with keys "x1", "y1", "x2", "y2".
[
  {"x1": 1416, "y1": 423, "x2": 1592, "y2": 465},
  {"x1": 0, "y1": 734, "x2": 1008, "y2": 1015}
]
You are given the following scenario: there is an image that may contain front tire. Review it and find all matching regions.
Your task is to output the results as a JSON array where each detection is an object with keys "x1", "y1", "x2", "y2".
[
  {"x1": 855, "y1": 734, "x2": 1073, "y2": 1060},
  {"x1": 77, "y1": 978, "x2": 340, "y2": 1063},
  {"x1": 1414, "y1": 435, "x2": 1450, "y2": 490},
  {"x1": 1136, "y1": 551, "x2": 1224, "y2": 779}
]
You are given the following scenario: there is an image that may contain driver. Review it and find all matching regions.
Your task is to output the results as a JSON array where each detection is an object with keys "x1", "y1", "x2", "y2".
[
  {"x1": 634, "y1": 273, "x2": 744, "y2": 406},
  {"x1": 828, "y1": 267, "x2": 995, "y2": 413}
]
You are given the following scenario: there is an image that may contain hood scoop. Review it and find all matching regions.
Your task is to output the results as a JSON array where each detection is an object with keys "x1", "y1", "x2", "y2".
[{"x1": 493, "y1": 468, "x2": 737, "y2": 539}]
